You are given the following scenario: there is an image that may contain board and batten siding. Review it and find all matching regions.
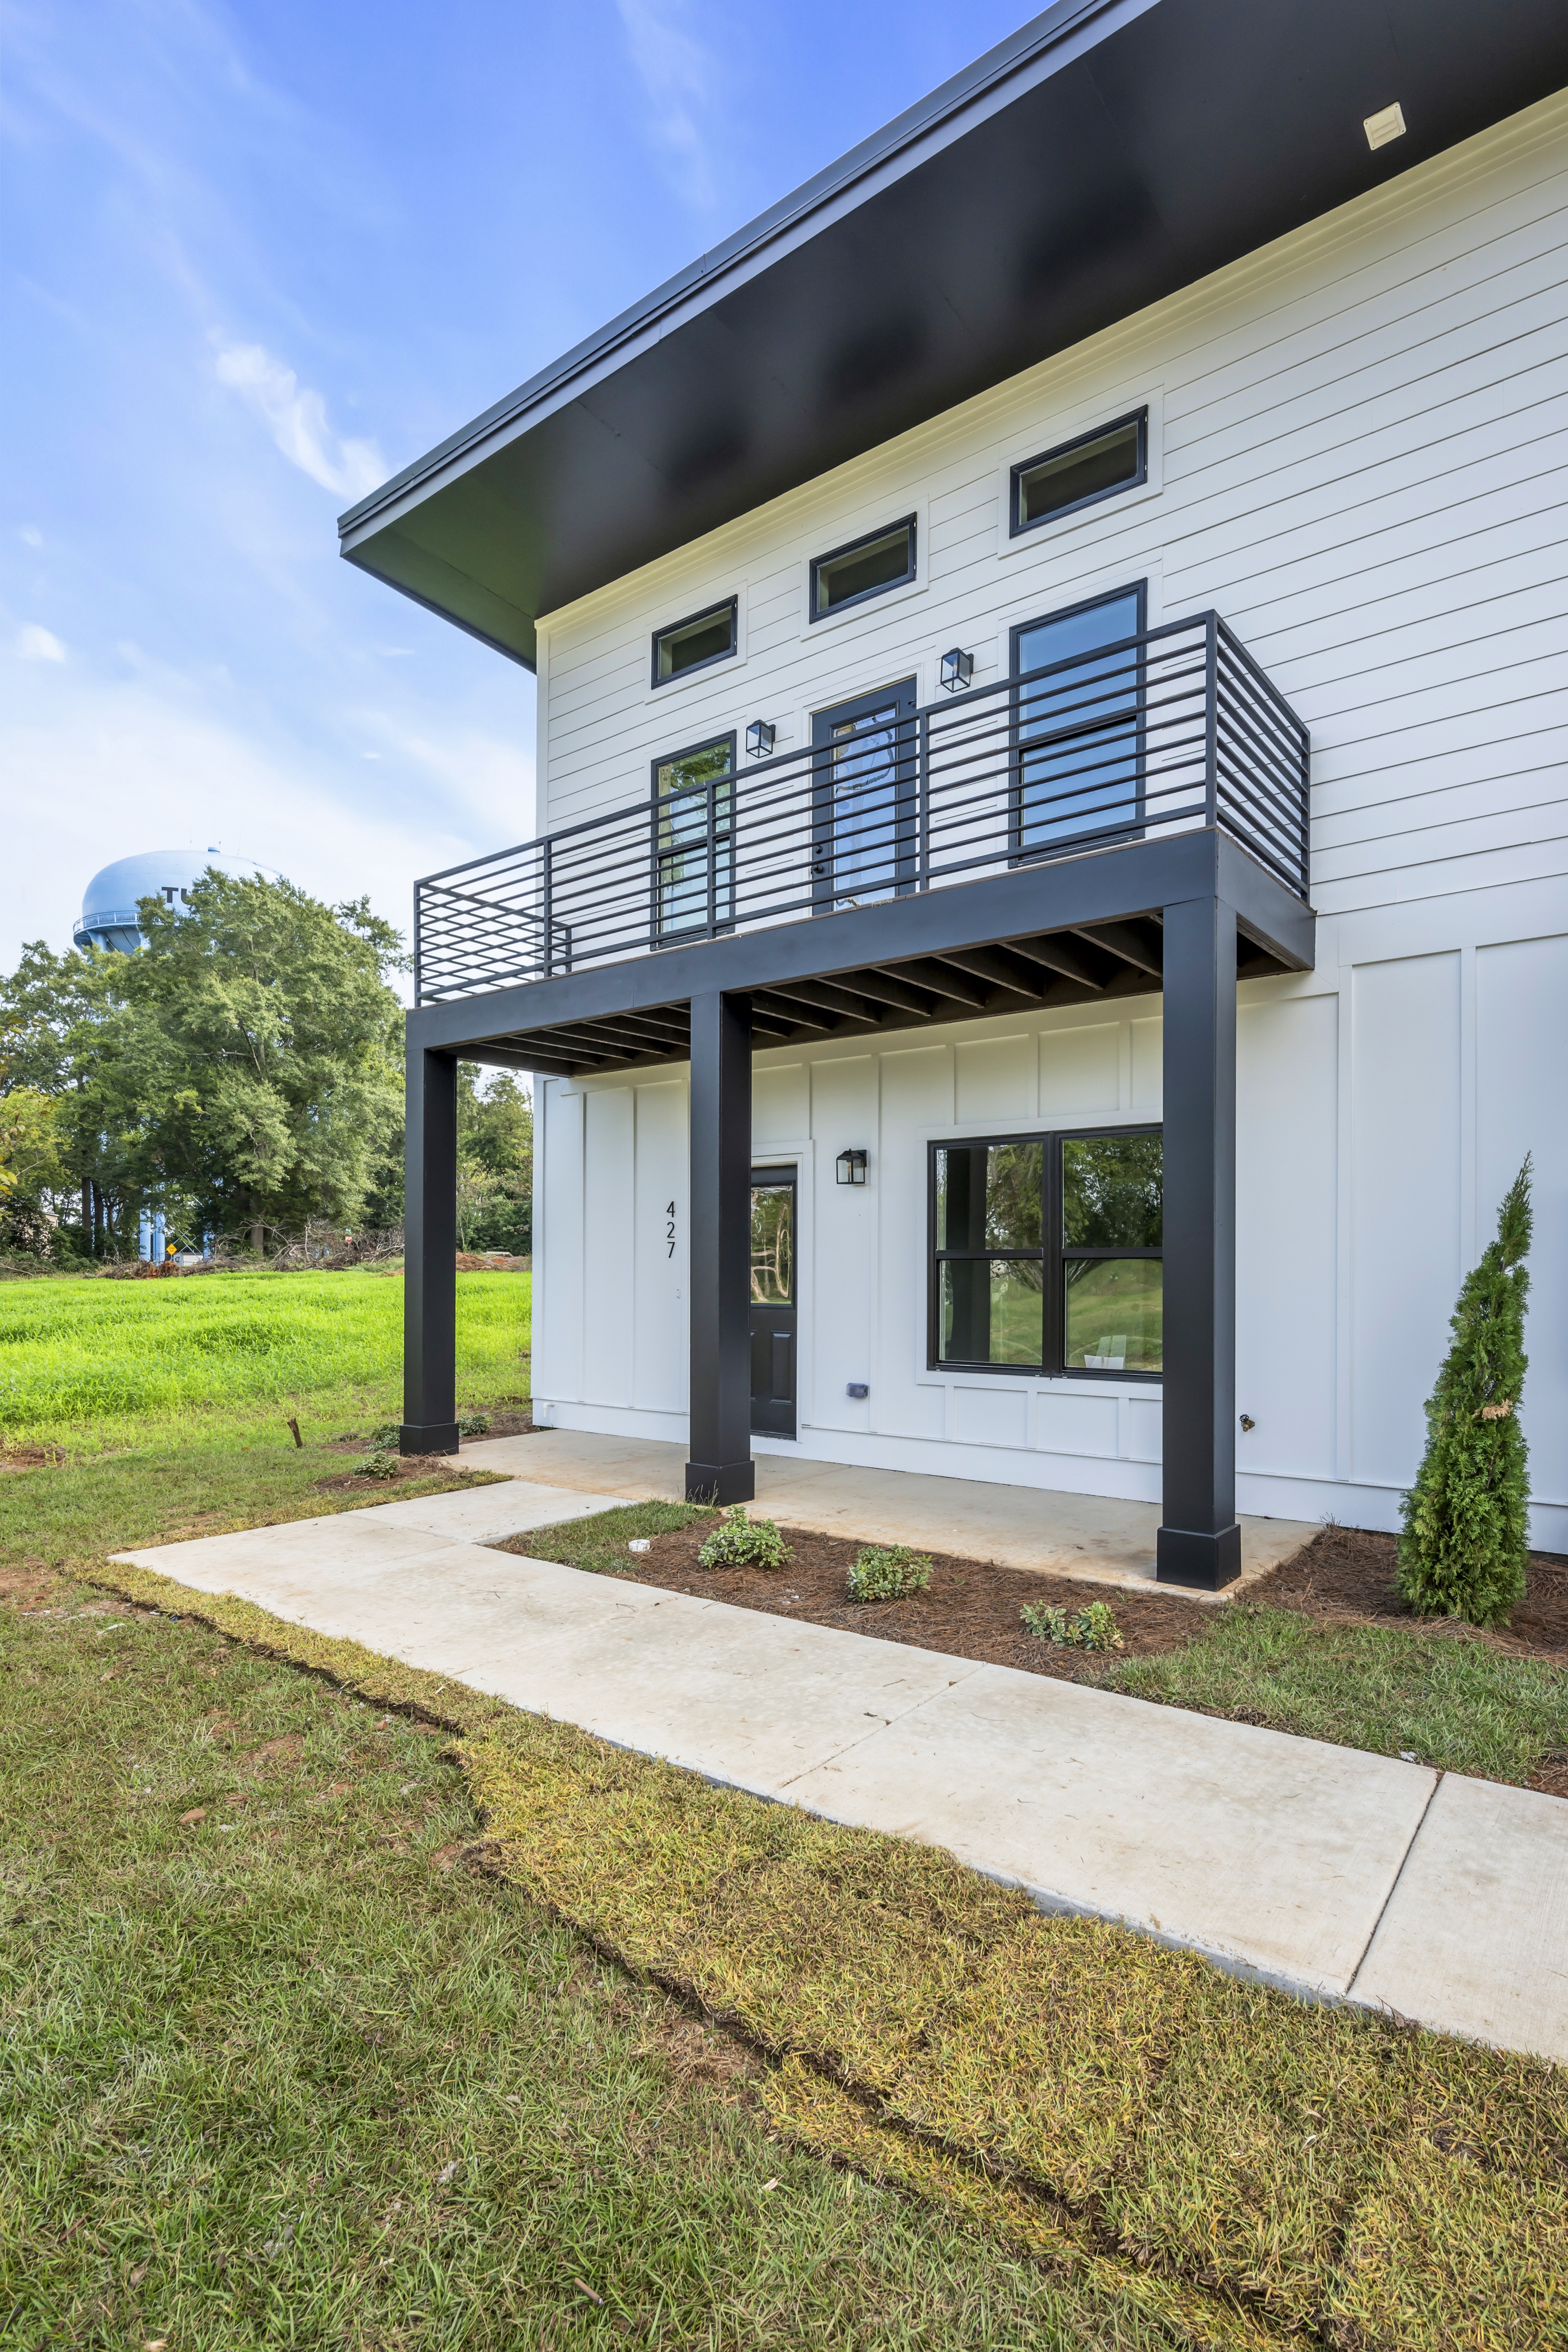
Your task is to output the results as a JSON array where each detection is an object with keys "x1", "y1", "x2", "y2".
[{"x1": 529, "y1": 90, "x2": 1568, "y2": 1550}]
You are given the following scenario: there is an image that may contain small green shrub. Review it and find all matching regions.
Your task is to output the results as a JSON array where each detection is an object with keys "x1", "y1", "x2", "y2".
[
  {"x1": 697, "y1": 1504, "x2": 790, "y2": 1570},
  {"x1": 367, "y1": 1422, "x2": 402, "y2": 1448},
  {"x1": 459, "y1": 1411, "x2": 492, "y2": 1436},
  {"x1": 846, "y1": 1544, "x2": 934, "y2": 1603},
  {"x1": 1021, "y1": 1599, "x2": 1125, "y2": 1653},
  {"x1": 358, "y1": 1448, "x2": 402, "y2": 1480}
]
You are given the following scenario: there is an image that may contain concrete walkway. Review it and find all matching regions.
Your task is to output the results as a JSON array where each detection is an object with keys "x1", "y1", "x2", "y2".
[
  {"x1": 113, "y1": 1479, "x2": 1568, "y2": 2065},
  {"x1": 465, "y1": 1429, "x2": 1317, "y2": 1594}
]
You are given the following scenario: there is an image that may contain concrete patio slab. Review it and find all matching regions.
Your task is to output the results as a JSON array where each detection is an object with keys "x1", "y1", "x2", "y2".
[
  {"x1": 109, "y1": 1499, "x2": 1568, "y2": 2059},
  {"x1": 462, "y1": 1428, "x2": 1315, "y2": 1594},
  {"x1": 1349, "y1": 1773, "x2": 1568, "y2": 2060}
]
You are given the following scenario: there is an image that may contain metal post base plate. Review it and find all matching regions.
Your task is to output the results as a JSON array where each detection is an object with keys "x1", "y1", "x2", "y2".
[
  {"x1": 684, "y1": 1459, "x2": 757, "y2": 1505},
  {"x1": 400, "y1": 1422, "x2": 461, "y2": 1457},
  {"x1": 1156, "y1": 1522, "x2": 1242, "y2": 1590}
]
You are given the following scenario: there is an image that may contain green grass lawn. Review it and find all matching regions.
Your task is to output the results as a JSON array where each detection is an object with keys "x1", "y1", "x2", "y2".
[
  {"x1": 5, "y1": 1588, "x2": 1181, "y2": 2351},
  {"x1": 1104, "y1": 1601, "x2": 1568, "y2": 1785},
  {"x1": 1, "y1": 1282, "x2": 1565, "y2": 2345},
  {"x1": 0, "y1": 1267, "x2": 531, "y2": 1450}
]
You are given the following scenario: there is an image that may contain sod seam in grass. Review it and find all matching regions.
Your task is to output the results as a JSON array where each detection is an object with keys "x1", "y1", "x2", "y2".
[
  {"x1": 88, "y1": 1560, "x2": 1568, "y2": 2352},
  {"x1": 16, "y1": 1571, "x2": 1195, "y2": 2350}
]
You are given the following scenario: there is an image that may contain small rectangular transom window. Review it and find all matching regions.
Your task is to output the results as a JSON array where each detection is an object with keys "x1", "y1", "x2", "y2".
[
  {"x1": 810, "y1": 516, "x2": 916, "y2": 620},
  {"x1": 1011, "y1": 411, "x2": 1147, "y2": 535},
  {"x1": 652, "y1": 598, "x2": 737, "y2": 687}
]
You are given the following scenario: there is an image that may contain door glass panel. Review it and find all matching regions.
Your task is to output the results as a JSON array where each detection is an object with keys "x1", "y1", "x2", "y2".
[
  {"x1": 935, "y1": 1140, "x2": 1043, "y2": 1251},
  {"x1": 828, "y1": 703, "x2": 903, "y2": 906},
  {"x1": 938, "y1": 1259, "x2": 1043, "y2": 1366},
  {"x1": 750, "y1": 1183, "x2": 793, "y2": 1305},
  {"x1": 1015, "y1": 589, "x2": 1141, "y2": 852},
  {"x1": 656, "y1": 739, "x2": 733, "y2": 937},
  {"x1": 1064, "y1": 1259, "x2": 1163, "y2": 1372},
  {"x1": 1062, "y1": 1134, "x2": 1162, "y2": 1247}
]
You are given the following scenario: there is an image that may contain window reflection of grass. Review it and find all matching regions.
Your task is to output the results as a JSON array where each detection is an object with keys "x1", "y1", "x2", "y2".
[
  {"x1": 939, "y1": 1260, "x2": 1043, "y2": 1366},
  {"x1": 1064, "y1": 1260, "x2": 1162, "y2": 1371}
]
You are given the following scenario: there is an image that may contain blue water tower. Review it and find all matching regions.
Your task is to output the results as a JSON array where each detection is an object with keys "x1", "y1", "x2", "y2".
[{"x1": 74, "y1": 849, "x2": 217, "y2": 955}]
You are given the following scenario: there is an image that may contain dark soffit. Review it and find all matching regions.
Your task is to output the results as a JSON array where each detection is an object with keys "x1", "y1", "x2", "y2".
[{"x1": 338, "y1": 0, "x2": 1568, "y2": 670}]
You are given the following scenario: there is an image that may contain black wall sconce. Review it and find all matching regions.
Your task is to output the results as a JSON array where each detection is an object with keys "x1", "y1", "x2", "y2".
[
  {"x1": 835, "y1": 1148, "x2": 868, "y2": 1186},
  {"x1": 746, "y1": 719, "x2": 776, "y2": 757},
  {"x1": 939, "y1": 647, "x2": 974, "y2": 693}
]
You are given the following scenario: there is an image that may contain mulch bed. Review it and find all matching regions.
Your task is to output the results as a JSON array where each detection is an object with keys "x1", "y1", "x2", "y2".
[
  {"x1": 1244, "y1": 1520, "x2": 1568, "y2": 1659},
  {"x1": 620, "y1": 1520, "x2": 1211, "y2": 1685},
  {"x1": 613, "y1": 1516, "x2": 1568, "y2": 1696}
]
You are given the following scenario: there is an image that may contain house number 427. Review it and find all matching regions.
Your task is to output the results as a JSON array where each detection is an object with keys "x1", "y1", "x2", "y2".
[{"x1": 666, "y1": 1200, "x2": 677, "y2": 1259}]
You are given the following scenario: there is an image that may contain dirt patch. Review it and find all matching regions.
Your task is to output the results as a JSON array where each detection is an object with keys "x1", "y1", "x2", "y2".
[
  {"x1": 600, "y1": 1519, "x2": 1210, "y2": 1684},
  {"x1": 0, "y1": 1560, "x2": 57, "y2": 1610},
  {"x1": 464, "y1": 1410, "x2": 535, "y2": 1440},
  {"x1": 0, "y1": 1445, "x2": 65, "y2": 1473},
  {"x1": 312, "y1": 1457, "x2": 490, "y2": 1493},
  {"x1": 240, "y1": 1732, "x2": 306, "y2": 1769},
  {"x1": 316, "y1": 1407, "x2": 535, "y2": 1457}
]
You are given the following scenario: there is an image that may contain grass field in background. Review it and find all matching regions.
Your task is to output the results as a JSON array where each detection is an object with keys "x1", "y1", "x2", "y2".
[{"x1": 0, "y1": 1268, "x2": 531, "y2": 1447}]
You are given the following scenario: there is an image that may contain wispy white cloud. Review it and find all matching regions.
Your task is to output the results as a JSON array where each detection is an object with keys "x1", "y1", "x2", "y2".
[
  {"x1": 615, "y1": 0, "x2": 723, "y2": 209},
  {"x1": 14, "y1": 624, "x2": 66, "y2": 662},
  {"x1": 211, "y1": 336, "x2": 385, "y2": 502},
  {"x1": 0, "y1": 648, "x2": 533, "y2": 979},
  {"x1": 19, "y1": 527, "x2": 44, "y2": 550}
]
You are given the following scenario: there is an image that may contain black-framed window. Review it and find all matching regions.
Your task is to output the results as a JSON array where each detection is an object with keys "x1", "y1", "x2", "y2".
[
  {"x1": 809, "y1": 516, "x2": 916, "y2": 620},
  {"x1": 652, "y1": 733, "x2": 734, "y2": 942},
  {"x1": 652, "y1": 598, "x2": 737, "y2": 687},
  {"x1": 929, "y1": 1127, "x2": 1162, "y2": 1377},
  {"x1": 1010, "y1": 409, "x2": 1146, "y2": 536},
  {"x1": 1011, "y1": 582, "x2": 1145, "y2": 857}
]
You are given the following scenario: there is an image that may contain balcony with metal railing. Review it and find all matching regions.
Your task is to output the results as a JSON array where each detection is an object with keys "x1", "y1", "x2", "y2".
[{"x1": 413, "y1": 612, "x2": 1307, "y2": 1010}]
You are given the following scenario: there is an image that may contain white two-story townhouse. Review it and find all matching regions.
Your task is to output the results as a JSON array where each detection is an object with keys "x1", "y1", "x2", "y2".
[{"x1": 342, "y1": 0, "x2": 1568, "y2": 1585}]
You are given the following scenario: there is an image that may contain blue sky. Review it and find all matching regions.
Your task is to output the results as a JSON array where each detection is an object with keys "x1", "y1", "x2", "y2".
[{"x1": 3, "y1": 0, "x2": 1031, "y2": 971}]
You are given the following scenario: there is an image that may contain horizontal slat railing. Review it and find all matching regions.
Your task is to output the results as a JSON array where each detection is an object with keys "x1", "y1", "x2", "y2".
[{"x1": 414, "y1": 610, "x2": 1309, "y2": 1004}]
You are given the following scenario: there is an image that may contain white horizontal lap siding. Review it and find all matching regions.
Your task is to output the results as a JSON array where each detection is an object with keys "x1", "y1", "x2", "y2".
[{"x1": 536, "y1": 89, "x2": 1568, "y2": 921}]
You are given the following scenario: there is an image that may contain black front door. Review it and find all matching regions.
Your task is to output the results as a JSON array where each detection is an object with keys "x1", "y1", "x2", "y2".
[
  {"x1": 811, "y1": 678, "x2": 918, "y2": 910},
  {"x1": 749, "y1": 1167, "x2": 796, "y2": 1437}
]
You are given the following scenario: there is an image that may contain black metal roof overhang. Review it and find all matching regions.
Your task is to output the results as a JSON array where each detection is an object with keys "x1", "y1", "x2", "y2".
[{"x1": 338, "y1": 0, "x2": 1567, "y2": 670}]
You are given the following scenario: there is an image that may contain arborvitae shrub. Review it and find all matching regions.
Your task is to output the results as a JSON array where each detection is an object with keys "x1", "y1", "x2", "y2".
[{"x1": 1398, "y1": 1158, "x2": 1532, "y2": 1627}]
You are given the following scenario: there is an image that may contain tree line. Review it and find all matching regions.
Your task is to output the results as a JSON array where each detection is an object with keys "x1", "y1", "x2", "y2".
[{"x1": 0, "y1": 869, "x2": 530, "y2": 1264}]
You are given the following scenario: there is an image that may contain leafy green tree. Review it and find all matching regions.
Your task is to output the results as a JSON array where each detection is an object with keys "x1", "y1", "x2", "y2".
[
  {"x1": 456, "y1": 1064, "x2": 532, "y2": 1254},
  {"x1": 1398, "y1": 1160, "x2": 1532, "y2": 1627},
  {"x1": 0, "y1": 871, "x2": 406, "y2": 1255}
]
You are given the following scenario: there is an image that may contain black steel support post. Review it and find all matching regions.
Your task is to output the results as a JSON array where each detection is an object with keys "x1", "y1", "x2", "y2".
[
  {"x1": 401, "y1": 1043, "x2": 460, "y2": 1456},
  {"x1": 1156, "y1": 895, "x2": 1241, "y2": 1589},
  {"x1": 686, "y1": 990, "x2": 755, "y2": 1504}
]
